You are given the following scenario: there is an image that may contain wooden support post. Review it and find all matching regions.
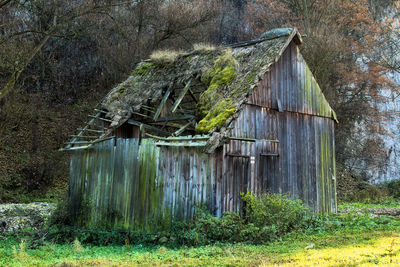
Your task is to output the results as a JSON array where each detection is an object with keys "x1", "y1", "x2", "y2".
[
  {"x1": 171, "y1": 79, "x2": 192, "y2": 113},
  {"x1": 153, "y1": 83, "x2": 173, "y2": 121}
]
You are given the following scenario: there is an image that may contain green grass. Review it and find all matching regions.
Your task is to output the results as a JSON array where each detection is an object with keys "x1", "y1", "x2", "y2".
[{"x1": 2, "y1": 218, "x2": 400, "y2": 266}]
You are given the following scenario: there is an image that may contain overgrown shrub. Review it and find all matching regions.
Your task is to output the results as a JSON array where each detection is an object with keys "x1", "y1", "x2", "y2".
[
  {"x1": 241, "y1": 193, "x2": 309, "y2": 241},
  {"x1": 45, "y1": 192, "x2": 400, "y2": 247},
  {"x1": 171, "y1": 192, "x2": 310, "y2": 245},
  {"x1": 172, "y1": 208, "x2": 243, "y2": 245},
  {"x1": 384, "y1": 179, "x2": 400, "y2": 199},
  {"x1": 338, "y1": 174, "x2": 393, "y2": 204}
]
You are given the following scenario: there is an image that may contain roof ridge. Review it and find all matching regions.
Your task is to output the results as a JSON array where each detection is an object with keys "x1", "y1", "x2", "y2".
[{"x1": 228, "y1": 27, "x2": 302, "y2": 49}]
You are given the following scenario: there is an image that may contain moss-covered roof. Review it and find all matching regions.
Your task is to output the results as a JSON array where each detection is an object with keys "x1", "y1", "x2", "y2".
[
  {"x1": 82, "y1": 28, "x2": 333, "y2": 152},
  {"x1": 103, "y1": 29, "x2": 304, "y2": 130}
]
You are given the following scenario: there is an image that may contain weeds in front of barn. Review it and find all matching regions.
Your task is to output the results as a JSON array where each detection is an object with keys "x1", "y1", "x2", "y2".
[{"x1": 1, "y1": 192, "x2": 400, "y2": 266}]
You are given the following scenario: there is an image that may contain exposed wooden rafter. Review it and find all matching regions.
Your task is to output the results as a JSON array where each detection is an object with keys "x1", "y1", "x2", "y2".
[
  {"x1": 153, "y1": 83, "x2": 174, "y2": 121},
  {"x1": 128, "y1": 120, "x2": 170, "y2": 136},
  {"x1": 173, "y1": 119, "x2": 195, "y2": 137},
  {"x1": 171, "y1": 78, "x2": 192, "y2": 113}
]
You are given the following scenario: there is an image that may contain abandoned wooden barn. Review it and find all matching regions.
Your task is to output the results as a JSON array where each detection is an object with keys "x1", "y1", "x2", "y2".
[{"x1": 63, "y1": 28, "x2": 338, "y2": 230}]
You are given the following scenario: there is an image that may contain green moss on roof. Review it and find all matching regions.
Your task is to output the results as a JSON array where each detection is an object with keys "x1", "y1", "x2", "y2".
[
  {"x1": 196, "y1": 49, "x2": 238, "y2": 132},
  {"x1": 196, "y1": 99, "x2": 236, "y2": 133},
  {"x1": 101, "y1": 28, "x2": 334, "y2": 134},
  {"x1": 131, "y1": 62, "x2": 154, "y2": 76}
]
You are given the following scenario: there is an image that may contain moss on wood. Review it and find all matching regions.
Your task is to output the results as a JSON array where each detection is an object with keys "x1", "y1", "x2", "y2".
[
  {"x1": 196, "y1": 49, "x2": 238, "y2": 132},
  {"x1": 131, "y1": 62, "x2": 154, "y2": 76}
]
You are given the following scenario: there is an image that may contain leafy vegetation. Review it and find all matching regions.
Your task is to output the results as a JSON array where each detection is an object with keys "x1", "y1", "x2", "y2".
[
  {"x1": 43, "y1": 193, "x2": 400, "y2": 248},
  {"x1": 385, "y1": 179, "x2": 400, "y2": 199},
  {"x1": 338, "y1": 175, "x2": 400, "y2": 205},
  {"x1": 1, "y1": 213, "x2": 400, "y2": 266}
]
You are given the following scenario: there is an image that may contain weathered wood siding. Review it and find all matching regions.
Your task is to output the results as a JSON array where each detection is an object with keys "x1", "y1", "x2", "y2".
[
  {"x1": 229, "y1": 40, "x2": 336, "y2": 213},
  {"x1": 69, "y1": 138, "x2": 220, "y2": 230},
  {"x1": 249, "y1": 41, "x2": 334, "y2": 118}
]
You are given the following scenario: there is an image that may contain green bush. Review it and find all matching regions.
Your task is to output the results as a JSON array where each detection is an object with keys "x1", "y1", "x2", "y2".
[
  {"x1": 170, "y1": 193, "x2": 310, "y2": 245},
  {"x1": 241, "y1": 192, "x2": 309, "y2": 241},
  {"x1": 172, "y1": 208, "x2": 243, "y2": 245},
  {"x1": 384, "y1": 179, "x2": 400, "y2": 199}
]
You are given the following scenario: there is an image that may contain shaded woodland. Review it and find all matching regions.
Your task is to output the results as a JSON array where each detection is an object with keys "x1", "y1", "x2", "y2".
[{"x1": 0, "y1": 0, "x2": 399, "y2": 202}]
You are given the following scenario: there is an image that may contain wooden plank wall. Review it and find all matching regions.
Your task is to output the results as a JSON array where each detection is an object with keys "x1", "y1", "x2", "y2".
[
  {"x1": 69, "y1": 138, "x2": 221, "y2": 230},
  {"x1": 69, "y1": 138, "x2": 163, "y2": 230},
  {"x1": 230, "y1": 40, "x2": 337, "y2": 213},
  {"x1": 249, "y1": 41, "x2": 333, "y2": 118}
]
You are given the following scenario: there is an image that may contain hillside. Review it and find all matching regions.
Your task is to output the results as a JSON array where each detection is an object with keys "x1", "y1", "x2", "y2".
[{"x1": 0, "y1": 92, "x2": 106, "y2": 203}]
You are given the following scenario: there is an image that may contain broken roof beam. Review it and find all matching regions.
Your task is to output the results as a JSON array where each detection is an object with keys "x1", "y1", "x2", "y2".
[
  {"x1": 173, "y1": 120, "x2": 195, "y2": 137},
  {"x1": 171, "y1": 79, "x2": 192, "y2": 113},
  {"x1": 62, "y1": 136, "x2": 115, "y2": 149},
  {"x1": 66, "y1": 111, "x2": 101, "y2": 149},
  {"x1": 59, "y1": 145, "x2": 91, "y2": 151},
  {"x1": 128, "y1": 120, "x2": 170, "y2": 136},
  {"x1": 148, "y1": 121, "x2": 187, "y2": 129},
  {"x1": 153, "y1": 83, "x2": 173, "y2": 121},
  {"x1": 149, "y1": 114, "x2": 195, "y2": 122}
]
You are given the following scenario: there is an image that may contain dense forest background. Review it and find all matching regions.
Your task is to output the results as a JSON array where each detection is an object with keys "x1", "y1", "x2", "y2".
[{"x1": 0, "y1": 0, "x2": 399, "y2": 203}]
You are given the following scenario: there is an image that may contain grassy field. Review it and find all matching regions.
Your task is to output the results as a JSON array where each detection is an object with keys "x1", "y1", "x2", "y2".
[
  {"x1": 1, "y1": 224, "x2": 400, "y2": 266},
  {"x1": 2, "y1": 198, "x2": 400, "y2": 266}
]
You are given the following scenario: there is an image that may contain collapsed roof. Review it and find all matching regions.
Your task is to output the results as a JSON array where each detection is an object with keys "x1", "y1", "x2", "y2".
[{"x1": 62, "y1": 28, "x2": 336, "y2": 152}]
